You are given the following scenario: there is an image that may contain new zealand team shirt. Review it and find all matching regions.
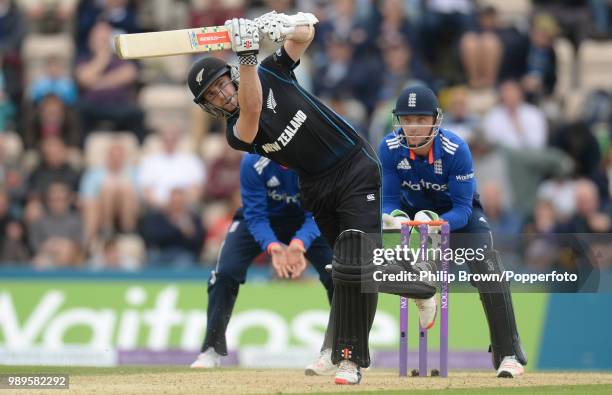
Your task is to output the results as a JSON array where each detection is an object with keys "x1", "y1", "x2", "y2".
[
  {"x1": 240, "y1": 153, "x2": 320, "y2": 251},
  {"x1": 226, "y1": 46, "x2": 364, "y2": 177},
  {"x1": 378, "y1": 129, "x2": 478, "y2": 231}
]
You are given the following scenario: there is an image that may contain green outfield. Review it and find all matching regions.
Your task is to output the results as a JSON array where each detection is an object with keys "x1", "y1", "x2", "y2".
[{"x1": 1, "y1": 366, "x2": 611, "y2": 394}]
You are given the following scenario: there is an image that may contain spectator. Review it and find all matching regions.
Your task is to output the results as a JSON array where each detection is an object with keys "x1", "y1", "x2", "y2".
[
  {"x1": 75, "y1": 0, "x2": 140, "y2": 56},
  {"x1": 441, "y1": 85, "x2": 479, "y2": 143},
  {"x1": 20, "y1": 0, "x2": 76, "y2": 34},
  {"x1": 0, "y1": 0, "x2": 26, "y2": 116},
  {"x1": 0, "y1": 219, "x2": 30, "y2": 264},
  {"x1": 556, "y1": 178, "x2": 611, "y2": 233},
  {"x1": 141, "y1": 188, "x2": 205, "y2": 267},
  {"x1": 312, "y1": 32, "x2": 379, "y2": 111},
  {"x1": 459, "y1": 6, "x2": 499, "y2": 88},
  {"x1": 27, "y1": 136, "x2": 80, "y2": 201},
  {"x1": 29, "y1": 56, "x2": 78, "y2": 106},
  {"x1": 138, "y1": 126, "x2": 206, "y2": 209},
  {"x1": 537, "y1": 178, "x2": 576, "y2": 222},
  {"x1": 482, "y1": 80, "x2": 548, "y2": 150},
  {"x1": 522, "y1": 198, "x2": 558, "y2": 271},
  {"x1": 550, "y1": 121, "x2": 601, "y2": 179},
  {"x1": 0, "y1": 0, "x2": 26, "y2": 53},
  {"x1": 189, "y1": 0, "x2": 244, "y2": 32},
  {"x1": 375, "y1": 39, "x2": 432, "y2": 106},
  {"x1": 589, "y1": 0, "x2": 612, "y2": 38},
  {"x1": 75, "y1": 21, "x2": 146, "y2": 142},
  {"x1": 420, "y1": 0, "x2": 475, "y2": 73},
  {"x1": 29, "y1": 182, "x2": 83, "y2": 268},
  {"x1": 460, "y1": 5, "x2": 520, "y2": 89},
  {"x1": 0, "y1": 188, "x2": 12, "y2": 239},
  {"x1": 89, "y1": 234, "x2": 144, "y2": 270},
  {"x1": 315, "y1": 0, "x2": 368, "y2": 49},
  {"x1": 205, "y1": 144, "x2": 242, "y2": 202},
  {"x1": 0, "y1": 56, "x2": 15, "y2": 131},
  {"x1": 522, "y1": 13, "x2": 559, "y2": 101},
  {"x1": 80, "y1": 139, "x2": 139, "y2": 246},
  {"x1": 533, "y1": 0, "x2": 591, "y2": 46},
  {"x1": 368, "y1": 0, "x2": 419, "y2": 55},
  {"x1": 23, "y1": 94, "x2": 81, "y2": 151},
  {"x1": 0, "y1": 134, "x2": 27, "y2": 209},
  {"x1": 481, "y1": 181, "x2": 522, "y2": 236}
]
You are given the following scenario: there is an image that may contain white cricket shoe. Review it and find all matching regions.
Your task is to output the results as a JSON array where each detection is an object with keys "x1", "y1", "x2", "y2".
[
  {"x1": 190, "y1": 348, "x2": 221, "y2": 368},
  {"x1": 414, "y1": 295, "x2": 437, "y2": 329},
  {"x1": 497, "y1": 356, "x2": 525, "y2": 378},
  {"x1": 334, "y1": 360, "x2": 361, "y2": 385},
  {"x1": 305, "y1": 348, "x2": 336, "y2": 376}
]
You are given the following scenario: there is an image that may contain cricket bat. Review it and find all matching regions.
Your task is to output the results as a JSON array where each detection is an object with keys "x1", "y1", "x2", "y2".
[
  {"x1": 114, "y1": 13, "x2": 319, "y2": 60},
  {"x1": 114, "y1": 26, "x2": 232, "y2": 59}
]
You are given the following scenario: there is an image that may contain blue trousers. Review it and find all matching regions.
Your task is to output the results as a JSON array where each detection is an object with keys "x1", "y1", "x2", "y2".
[{"x1": 201, "y1": 211, "x2": 334, "y2": 354}]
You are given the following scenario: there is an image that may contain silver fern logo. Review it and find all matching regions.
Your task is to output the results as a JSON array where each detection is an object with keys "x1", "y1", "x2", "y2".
[
  {"x1": 267, "y1": 88, "x2": 277, "y2": 113},
  {"x1": 195, "y1": 68, "x2": 205, "y2": 85}
]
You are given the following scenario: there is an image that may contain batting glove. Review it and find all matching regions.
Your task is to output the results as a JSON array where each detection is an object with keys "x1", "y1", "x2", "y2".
[
  {"x1": 254, "y1": 11, "x2": 319, "y2": 43},
  {"x1": 224, "y1": 18, "x2": 260, "y2": 65},
  {"x1": 254, "y1": 11, "x2": 291, "y2": 43}
]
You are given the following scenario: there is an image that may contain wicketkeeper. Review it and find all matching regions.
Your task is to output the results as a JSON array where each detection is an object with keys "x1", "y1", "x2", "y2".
[{"x1": 379, "y1": 85, "x2": 528, "y2": 378}]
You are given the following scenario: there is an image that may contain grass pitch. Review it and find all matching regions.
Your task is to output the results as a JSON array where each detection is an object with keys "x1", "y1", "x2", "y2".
[{"x1": 1, "y1": 366, "x2": 611, "y2": 394}]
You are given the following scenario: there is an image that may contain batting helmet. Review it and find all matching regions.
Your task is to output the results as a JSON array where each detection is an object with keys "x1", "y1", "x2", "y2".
[
  {"x1": 392, "y1": 85, "x2": 443, "y2": 149},
  {"x1": 187, "y1": 57, "x2": 240, "y2": 119}
]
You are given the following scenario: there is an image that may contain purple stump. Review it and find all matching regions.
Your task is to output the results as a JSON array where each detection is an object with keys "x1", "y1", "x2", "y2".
[
  {"x1": 399, "y1": 224, "x2": 411, "y2": 377},
  {"x1": 419, "y1": 326, "x2": 428, "y2": 377},
  {"x1": 440, "y1": 222, "x2": 450, "y2": 377},
  {"x1": 418, "y1": 224, "x2": 429, "y2": 377},
  {"x1": 399, "y1": 296, "x2": 408, "y2": 376}
]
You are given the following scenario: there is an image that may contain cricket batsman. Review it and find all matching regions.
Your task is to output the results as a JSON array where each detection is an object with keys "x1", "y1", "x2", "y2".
[
  {"x1": 379, "y1": 85, "x2": 528, "y2": 378},
  {"x1": 187, "y1": 11, "x2": 436, "y2": 384},
  {"x1": 190, "y1": 153, "x2": 336, "y2": 374}
]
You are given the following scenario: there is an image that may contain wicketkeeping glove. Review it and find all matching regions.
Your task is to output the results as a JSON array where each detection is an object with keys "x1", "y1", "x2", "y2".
[{"x1": 224, "y1": 18, "x2": 260, "y2": 65}]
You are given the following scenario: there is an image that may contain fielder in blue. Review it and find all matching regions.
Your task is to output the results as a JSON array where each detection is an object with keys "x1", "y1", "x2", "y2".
[
  {"x1": 379, "y1": 85, "x2": 528, "y2": 378},
  {"x1": 190, "y1": 153, "x2": 335, "y2": 374}
]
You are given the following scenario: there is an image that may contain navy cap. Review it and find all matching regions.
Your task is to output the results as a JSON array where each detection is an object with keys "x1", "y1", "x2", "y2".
[{"x1": 393, "y1": 85, "x2": 439, "y2": 116}]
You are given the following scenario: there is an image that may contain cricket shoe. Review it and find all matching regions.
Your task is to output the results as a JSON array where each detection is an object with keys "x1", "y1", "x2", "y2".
[
  {"x1": 190, "y1": 348, "x2": 221, "y2": 368},
  {"x1": 305, "y1": 348, "x2": 336, "y2": 376},
  {"x1": 334, "y1": 360, "x2": 361, "y2": 385},
  {"x1": 497, "y1": 356, "x2": 525, "y2": 378},
  {"x1": 414, "y1": 295, "x2": 437, "y2": 329}
]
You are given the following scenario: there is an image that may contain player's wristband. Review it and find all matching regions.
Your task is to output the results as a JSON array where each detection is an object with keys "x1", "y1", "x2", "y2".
[
  {"x1": 290, "y1": 239, "x2": 305, "y2": 252},
  {"x1": 267, "y1": 242, "x2": 282, "y2": 254},
  {"x1": 238, "y1": 53, "x2": 258, "y2": 66}
]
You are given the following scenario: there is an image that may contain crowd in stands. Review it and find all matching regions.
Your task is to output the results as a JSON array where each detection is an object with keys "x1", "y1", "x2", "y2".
[{"x1": 0, "y1": 0, "x2": 610, "y2": 271}]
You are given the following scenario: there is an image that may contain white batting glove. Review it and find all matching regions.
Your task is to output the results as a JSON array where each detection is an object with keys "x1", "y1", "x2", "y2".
[
  {"x1": 224, "y1": 18, "x2": 260, "y2": 64},
  {"x1": 254, "y1": 11, "x2": 291, "y2": 42},
  {"x1": 254, "y1": 11, "x2": 318, "y2": 43}
]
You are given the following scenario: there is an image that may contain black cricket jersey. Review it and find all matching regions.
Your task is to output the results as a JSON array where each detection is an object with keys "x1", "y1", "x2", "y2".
[{"x1": 226, "y1": 46, "x2": 365, "y2": 177}]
